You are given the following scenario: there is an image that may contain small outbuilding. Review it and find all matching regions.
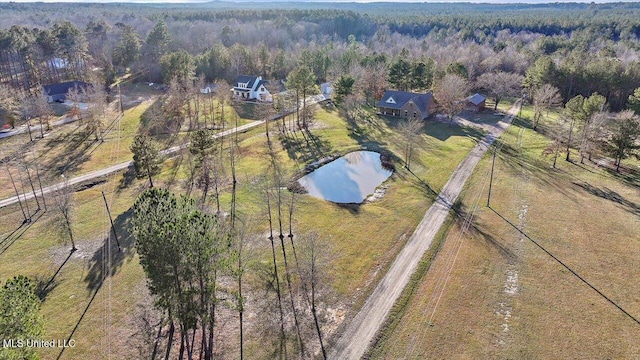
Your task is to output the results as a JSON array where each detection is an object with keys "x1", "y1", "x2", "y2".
[
  {"x1": 200, "y1": 83, "x2": 217, "y2": 94},
  {"x1": 466, "y1": 93, "x2": 486, "y2": 112}
]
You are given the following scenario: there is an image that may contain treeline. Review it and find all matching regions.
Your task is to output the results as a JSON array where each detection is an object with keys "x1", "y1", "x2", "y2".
[
  {"x1": 0, "y1": 22, "x2": 90, "y2": 93},
  {"x1": 2, "y1": 3, "x2": 640, "y2": 109}
]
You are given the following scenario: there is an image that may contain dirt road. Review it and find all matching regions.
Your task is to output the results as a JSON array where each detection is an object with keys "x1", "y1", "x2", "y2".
[
  {"x1": 0, "y1": 120, "x2": 265, "y2": 209},
  {"x1": 0, "y1": 92, "x2": 333, "y2": 209},
  {"x1": 329, "y1": 102, "x2": 521, "y2": 360}
]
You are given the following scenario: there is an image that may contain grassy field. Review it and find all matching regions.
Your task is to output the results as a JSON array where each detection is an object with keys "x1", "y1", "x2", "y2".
[
  {"x1": 0, "y1": 100, "x2": 497, "y2": 359},
  {"x1": 368, "y1": 105, "x2": 640, "y2": 359},
  {"x1": 0, "y1": 94, "x2": 252, "y2": 201},
  {"x1": 0, "y1": 172, "x2": 148, "y2": 359}
]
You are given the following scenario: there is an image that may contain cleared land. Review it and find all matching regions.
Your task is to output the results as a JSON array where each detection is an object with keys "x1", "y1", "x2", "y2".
[
  {"x1": 368, "y1": 105, "x2": 640, "y2": 359},
  {"x1": 329, "y1": 103, "x2": 519, "y2": 359},
  {"x1": 0, "y1": 99, "x2": 492, "y2": 359}
]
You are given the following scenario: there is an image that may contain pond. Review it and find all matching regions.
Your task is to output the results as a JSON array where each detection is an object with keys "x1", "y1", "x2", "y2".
[{"x1": 297, "y1": 151, "x2": 393, "y2": 204}]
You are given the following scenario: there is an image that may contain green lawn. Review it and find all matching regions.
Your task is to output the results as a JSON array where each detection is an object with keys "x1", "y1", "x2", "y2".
[{"x1": 1, "y1": 102, "x2": 498, "y2": 359}]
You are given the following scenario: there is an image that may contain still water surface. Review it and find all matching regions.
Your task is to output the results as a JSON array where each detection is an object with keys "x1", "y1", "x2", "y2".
[{"x1": 297, "y1": 151, "x2": 392, "y2": 203}]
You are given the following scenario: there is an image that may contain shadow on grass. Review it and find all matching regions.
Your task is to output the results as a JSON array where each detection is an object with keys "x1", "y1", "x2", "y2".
[
  {"x1": 280, "y1": 130, "x2": 332, "y2": 164},
  {"x1": 452, "y1": 201, "x2": 517, "y2": 262},
  {"x1": 57, "y1": 208, "x2": 136, "y2": 359},
  {"x1": 347, "y1": 110, "x2": 390, "y2": 150},
  {"x1": 378, "y1": 113, "x2": 486, "y2": 143},
  {"x1": 43, "y1": 127, "x2": 96, "y2": 175},
  {"x1": 572, "y1": 181, "x2": 640, "y2": 215},
  {"x1": 84, "y1": 207, "x2": 135, "y2": 291},
  {"x1": 423, "y1": 120, "x2": 486, "y2": 143},
  {"x1": 597, "y1": 158, "x2": 640, "y2": 190},
  {"x1": 0, "y1": 209, "x2": 44, "y2": 256},
  {"x1": 404, "y1": 167, "x2": 439, "y2": 202},
  {"x1": 497, "y1": 141, "x2": 579, "y2": 204},
  {"x1": 35, "y1": 251, "x2": 72, "y2": 301},
  {"x1": 333, "y1": 201, "x2": 361, "y2": 214},
  {"x1": 232, "y1": 101, "x2": 265, "y2": 120},
  {"x1": 118, "y1": 164, "x2": 137, "y2": 191},
  {"x1": 56, "y1": 281, "x2": 103, "y2": 360},
  {"x1": 164, "y1": 153, "x2": 185, "y2": 190}
]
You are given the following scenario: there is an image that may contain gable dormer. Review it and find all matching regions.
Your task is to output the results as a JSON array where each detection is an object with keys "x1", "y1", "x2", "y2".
[{"x1": 386, "y1": 96, "x2": 396, "y2": 104}]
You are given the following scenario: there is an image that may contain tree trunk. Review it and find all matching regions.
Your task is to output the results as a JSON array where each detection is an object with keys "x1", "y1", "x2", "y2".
[
  {"x1": 17, "y1": 169, "x2": 31, "y2": 220},
  {"x1": 146, "y1": 158, "x2": 155, "y2": 188},
  {"x1": 178, "y1": 328, "x2": 185, "y2": 360},
  {"x1": 151, "y1": 318, "x2": 164, "y2": 360},
  {"x1": 7, "y1": 166, "x2": 28, "y2": 222},
  {"x1": 266, "y1": 190, "x2": 286, "y2": 360},
  {"x1": 66, "y1": 217, "x2": 77, "y2": 251},
  {"x1": 238, "y1": 260, "x2": 244, "y2": 360},
  {"x1": 25, "y1": 165, "x2": 40, "y2": 211},
  {"x1": 278, "y1": 234, "x2": 305, "y2": 358},
  {"x1": 311, "y1": 289, "x2": 326, "y2": 360},
  {"x1": 164, "y1": 320, "x2": 175, "y2": 360},
  {"x1": 565, "y1": 119, "x2": 575, "y2": 162},
  {"x1": 552, "y1": 142, "x2": 560, "y2": 169}
]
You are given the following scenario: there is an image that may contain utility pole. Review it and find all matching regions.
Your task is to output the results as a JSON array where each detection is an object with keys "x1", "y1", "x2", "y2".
[
  {"x1": 117, "y1": 84, "x2": 124, "y2": 114},
  {"x1": 101, "y1": 191, "x2": 121, "y2": 252},
  {"x1": 6, "y1": 165, "x2": 28, "y2": 223},
  {"x1": 487, "y1": 141, "x2": 497, "y2": 207}
]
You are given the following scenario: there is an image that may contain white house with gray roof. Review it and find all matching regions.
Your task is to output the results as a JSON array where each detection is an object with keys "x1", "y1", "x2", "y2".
[
  {"x1": 232, "y1": 75, "x2": 272, "y2": 102},
  {"x1": 377, "y1": 90, "x2": 435, "y2": 120}
]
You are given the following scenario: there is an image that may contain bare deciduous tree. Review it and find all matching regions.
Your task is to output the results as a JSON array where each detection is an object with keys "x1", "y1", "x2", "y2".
[
  {"x1": 434, "y1": 74, "x2": 469, "y2": 127},
  {"x1": 476, "y1": 71, "x2": 523, "y2": 110},
  {"x1": 541, "y1": 121, "x2": 566, "y2": 169},
  {"x1": 51, "y1": 175, "x2": 77, "y2": 252},
  {"x1": 532, "y1": 84, "x2": 563, "y2": 131},
  {"x1": 84, "y1": 83, "x2": 108, "y2": 141},
  {"x1": 298, "y1": 232, "x2": 329, "y2": 360},
  {"x1": 398, "y1": 117, "x2": 423, "y2": 170}
]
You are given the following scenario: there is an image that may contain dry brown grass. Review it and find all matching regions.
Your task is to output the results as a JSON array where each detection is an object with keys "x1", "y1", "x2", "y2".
[{"x1": 370, "y1": 109, "x2": 640, "y2": 359}]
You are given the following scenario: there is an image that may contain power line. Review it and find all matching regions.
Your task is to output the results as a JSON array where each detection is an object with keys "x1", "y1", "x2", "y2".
[
  {"x1": 489, "y1": 207, "x2": 640, "y2": 327},
  {"x1": 404, "y1": 104, "x2": 518, "y2": 358}
]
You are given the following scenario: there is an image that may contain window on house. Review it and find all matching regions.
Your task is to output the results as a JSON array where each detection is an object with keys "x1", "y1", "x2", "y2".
[
  {"x1": 404, "y1": 110, "x2": 408, "y2": 117},
  {"x1": 413, "y1": 112, "x2": 417, "y2": 118}
]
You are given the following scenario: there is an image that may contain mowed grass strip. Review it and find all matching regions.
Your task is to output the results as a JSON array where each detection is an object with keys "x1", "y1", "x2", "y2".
[{"x1": 370, "y1": 107, "x2": 640, "y2": 359}]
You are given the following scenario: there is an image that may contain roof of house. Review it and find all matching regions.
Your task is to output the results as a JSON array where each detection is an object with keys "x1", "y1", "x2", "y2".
[
  {"x1": 467, "y1": 93, "x2": 486, "y2": 106},
  {"x1": 377, "y1": 90, "x2": 433, "y2": 112},
  {"x1": 234, "y1": 75, "x2": 259, "y2": 90},
  {"x1": 255, "y1": 79, "x2": 269, "y2": 90},
  {"x1": 43, "y1": 81, "x2": 91, "y2": 96},
  {"x1": 320, "y1": 82, "x2": 333, "y2": 95}
]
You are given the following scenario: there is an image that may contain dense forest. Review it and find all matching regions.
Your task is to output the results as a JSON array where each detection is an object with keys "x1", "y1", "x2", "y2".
[{"x1": 2, "y1": 2, "x2": 640, "y2": 111}]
